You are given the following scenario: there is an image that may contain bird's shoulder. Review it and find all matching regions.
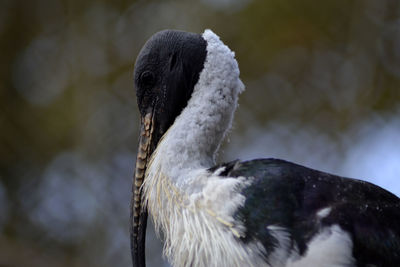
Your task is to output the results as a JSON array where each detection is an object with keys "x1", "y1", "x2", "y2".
[{"x1": 209, "y1": 158, "x2": 400, "y2": 265}]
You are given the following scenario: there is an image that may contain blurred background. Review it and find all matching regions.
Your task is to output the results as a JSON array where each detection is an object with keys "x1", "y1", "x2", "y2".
[{"x1": 1, "y1": 0, "x2": 400, "y2": 266}]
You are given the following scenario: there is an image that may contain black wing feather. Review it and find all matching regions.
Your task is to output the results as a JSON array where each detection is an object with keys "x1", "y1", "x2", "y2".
[{"x1": 212, "y1": 158, "x2": 400, "y2": 266}]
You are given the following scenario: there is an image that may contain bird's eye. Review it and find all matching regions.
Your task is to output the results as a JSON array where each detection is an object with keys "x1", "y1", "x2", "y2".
[{"x1": 140, "y1": 71, "x2": 155, "y2": 87}]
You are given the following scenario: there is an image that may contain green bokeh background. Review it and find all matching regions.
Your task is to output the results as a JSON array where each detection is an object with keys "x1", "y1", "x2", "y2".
[{"x1": 1, "y1": 0, "x2": 399, "y2": 266}]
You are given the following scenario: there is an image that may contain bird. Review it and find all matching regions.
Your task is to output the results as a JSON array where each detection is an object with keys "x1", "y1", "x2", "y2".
[{"x1": 130, "y1": 29, "x2": 400, "y2": 267}]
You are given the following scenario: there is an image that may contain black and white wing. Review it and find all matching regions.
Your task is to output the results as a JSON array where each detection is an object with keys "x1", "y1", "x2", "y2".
[{"x1": 212, "y1": 158, "x2": 400, "y2": 266}]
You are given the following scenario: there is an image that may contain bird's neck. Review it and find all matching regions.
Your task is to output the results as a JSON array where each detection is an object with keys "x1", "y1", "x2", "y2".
[
  {"x1": 141, "y1": 30, "x2": 249, "y2": 266},
  {"x1": 142, "y1": 85, "x2": 253, "y2": 265}
]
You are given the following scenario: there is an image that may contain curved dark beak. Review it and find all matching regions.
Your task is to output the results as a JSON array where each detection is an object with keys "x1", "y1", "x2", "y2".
[{"x1": 130, "y1": 111, "x2": 154, "y2": 267}]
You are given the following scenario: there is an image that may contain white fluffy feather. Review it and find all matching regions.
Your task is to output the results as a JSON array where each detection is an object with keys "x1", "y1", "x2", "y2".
[
  {"x1": 288, "y1": 225, "x2": 355, "y2": 267},
  {"x1": 142, "y1": 29, "x2": 267, "y2": 267}
]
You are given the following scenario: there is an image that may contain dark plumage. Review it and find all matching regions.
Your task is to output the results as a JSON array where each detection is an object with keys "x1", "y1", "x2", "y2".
[{"x1": 212, "y1": 158, "x2": 400, "y2": 266}]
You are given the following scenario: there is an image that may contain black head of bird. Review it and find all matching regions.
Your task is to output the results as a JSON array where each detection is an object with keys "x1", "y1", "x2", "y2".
[{"x1": 131, "y1": 29, "x2": 400, "y2": 267}]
